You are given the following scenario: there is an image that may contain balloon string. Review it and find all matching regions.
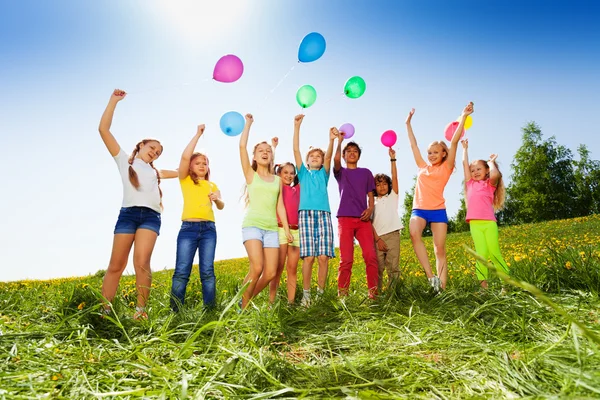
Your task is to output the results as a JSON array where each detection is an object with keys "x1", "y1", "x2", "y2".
[
  {"x1": 323, "y1": 92, "x2": 345, "y2": 106},
  {"x1": 257, "y1": 63, "x2": 297, "y2": 110},
  {"x1": 127, "y1": 78, "x2": 211, "y2": 95}
]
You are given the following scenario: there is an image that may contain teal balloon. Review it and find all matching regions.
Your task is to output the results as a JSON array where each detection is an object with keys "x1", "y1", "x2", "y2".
[
  {"x1": 219, "y1": 111, "x2": 245, "y2": 136},
  {"x1": 344, "y1": 76, "x2": 366, "y2": 99},
  {"x1": 296, "y1": 85, "x2": 317, "y2": 108}
]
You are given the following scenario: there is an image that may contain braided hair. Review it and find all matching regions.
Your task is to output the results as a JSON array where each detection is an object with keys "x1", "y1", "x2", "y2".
[{"x1": 128, "y1": 139, "x2": 164, "y2": 208}]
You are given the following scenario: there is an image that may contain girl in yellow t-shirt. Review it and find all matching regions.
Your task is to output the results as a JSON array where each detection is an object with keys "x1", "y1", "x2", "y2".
[
  {"x1": 405, "y1": 102, "x2": 474, "y2": 292},
  {"x1": 170, "y1": 125, "x2": 224, "y2": 311}
]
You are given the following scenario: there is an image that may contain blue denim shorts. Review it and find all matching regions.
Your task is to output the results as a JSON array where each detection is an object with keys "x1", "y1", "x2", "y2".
[
  {"x1": 114, "y1": 206, "x2": 161, "y2": 235},
  {"x1": 411, "y1": 209, "x2": 448, "y2": 224},
  {"x1": 242, "y1": 227, "x2": 279, "y2": 248}
]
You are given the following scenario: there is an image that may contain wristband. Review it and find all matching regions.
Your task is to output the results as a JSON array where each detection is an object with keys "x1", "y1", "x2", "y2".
[{"x1": 390, "y1": 158, "x2": 396, "y2": 162}]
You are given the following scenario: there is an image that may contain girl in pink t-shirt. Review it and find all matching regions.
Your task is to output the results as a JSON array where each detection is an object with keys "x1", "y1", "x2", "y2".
[
  {"x1": 461, "y1": 139, "x2": 510, "y2": 289},
  {"x1": 269, "y1": 162, "x2": 301, "y2": 304},
  {"x1": 405, "y1": 102, "x2": 473, "y2": 292}
]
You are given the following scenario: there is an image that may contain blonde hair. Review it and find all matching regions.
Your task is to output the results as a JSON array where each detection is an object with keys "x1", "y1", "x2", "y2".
[
  {"x1": 128, "y1": 139, "x2": 163, "y2": 208},
  {"x1": 305, "y1": 147, "x2": 325, "y2": 168},
  {"x1": 428, "y1": 141, "x2": 450, "y2": 164},
  {"x1": 189, "y1": 152, "x2": 210, "y2": 184},
  {"x1": 472, "y1": 159, "x2": 506, "y2": 211}
]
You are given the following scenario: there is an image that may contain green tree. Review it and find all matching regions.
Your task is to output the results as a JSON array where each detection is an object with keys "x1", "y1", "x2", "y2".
[
  {"x1": 401, "y1": 177, "x2": 431, "y2": 237},
  {"x1": 573, "y1": 144, "x2": 600, "y2": 216},
  {"x1": 500, "y1": 122, "x2": 577, "y2": 224},
  {"x1": 448, "y1": 196, "x2": 469, "y2": 233}
]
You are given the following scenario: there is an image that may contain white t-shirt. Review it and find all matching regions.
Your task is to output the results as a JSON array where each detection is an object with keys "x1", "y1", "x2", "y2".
[
  {"x1": 372, "y1": 190, "x2": 403, "y2": 235},
  {"x1": 114, "y1": 149, "x2": 161, "y2": 213}
]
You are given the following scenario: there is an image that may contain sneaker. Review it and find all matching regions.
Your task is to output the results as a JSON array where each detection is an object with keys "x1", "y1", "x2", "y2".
[
  {"x1": 300, "y1": 294, "x2": 311, "y2": 308},
  {"x1": 429, "y1": 276, "x2": 441, "y2": 293},
  {"x1": 133, "y1": 307, "x2": 148, "y2": 321}
]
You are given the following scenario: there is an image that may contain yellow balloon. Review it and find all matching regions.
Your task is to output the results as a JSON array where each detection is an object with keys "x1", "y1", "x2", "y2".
[{"x1": 457, "y1": 115, "x2": 473, "y2": 130}]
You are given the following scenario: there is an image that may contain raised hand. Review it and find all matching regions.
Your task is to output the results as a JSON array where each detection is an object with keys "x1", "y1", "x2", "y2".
[
  {"x1": 271, "y1": 137, "x2": 279, "y2": 148},
  {"x1": 389, "y1": 148, "x2": 396, "y2": 159},
  {"x1": 197, "y1": 124, "x2": 205, "y2": 136},
  {"x1": 489, "y1": 154, "x2": 498, "y2": 163},
  {"x1": 462, "y1": 102, "x2": 474, "y2": 116},
  {"x1": 461, "y1": 139, "x2": 469, "y2": 149},
  {"x1": 294, "y1": 114, "x2": 305, "y2": 127},
  {"x1": 245, "y1": 113, "x2": 254, "y2": 124},
  {"x1": 111, "y1": 89, "x2": 127, "y2": 102},
  {"x1": 405, "y1": 108, "x2": 415, "y2": 124},
  {"x1": 330, "y1": 127, "x2": 339, "y2": 141}
]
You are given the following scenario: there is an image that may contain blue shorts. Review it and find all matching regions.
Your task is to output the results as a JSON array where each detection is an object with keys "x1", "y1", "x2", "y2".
[
  {"x1": 411, "y1": 209, "x2": 448, "y2": 224},
  {"x1": 242, "y1": 227, "x2": 279, "y2": 248},
  {"x1": 114, "y1": 206, "x2": 161, "y2": 236}
]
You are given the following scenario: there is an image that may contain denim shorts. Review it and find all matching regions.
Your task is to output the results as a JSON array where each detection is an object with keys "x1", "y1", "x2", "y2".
[
  {"x1": 114, "y1": 206, "x2": 161, "y2": 235},
  {"x1": 242, "y1": 227, "x2": 279, "y2": 248},
  {"x1": 411, "y1": 209, "x2": 448, "y2": 224}
]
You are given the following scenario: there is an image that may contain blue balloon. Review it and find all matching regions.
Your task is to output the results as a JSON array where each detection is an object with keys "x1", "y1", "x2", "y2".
[
  {"x1": 298, "y1": 32, "x2": 326, "y2": 63},
  {"x1": 219, "y1": 111, "x2": 245, "y2": 137}
]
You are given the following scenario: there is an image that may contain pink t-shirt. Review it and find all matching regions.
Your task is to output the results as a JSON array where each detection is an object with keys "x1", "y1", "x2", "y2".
[
  {"x1": 465, "y1": 179, "x2": 496, "y2": 222},
  {"x1": 412, "y1": 163, "x2": 453, "y2": 210},
  {"x1": 278, "y1": 184, "x2": 300, "y2": 226}
]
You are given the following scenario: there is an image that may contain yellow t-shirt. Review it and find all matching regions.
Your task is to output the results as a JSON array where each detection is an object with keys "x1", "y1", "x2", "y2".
[{"x1": 180, "y1": 176, "x2": 219, "y2": 221}]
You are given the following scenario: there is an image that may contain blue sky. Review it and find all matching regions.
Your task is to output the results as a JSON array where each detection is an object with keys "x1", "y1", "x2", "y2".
[{"x1": 1, "y1": 0, "x2": 599, "y2": 281}]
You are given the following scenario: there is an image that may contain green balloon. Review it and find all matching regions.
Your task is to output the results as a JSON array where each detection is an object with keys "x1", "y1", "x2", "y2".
[
  {"x1": 344, "y1": 76, "x2": 366, "y2": 99},
  {"x1": 296, "y1": 84, "x2": 317, "y2": 108}
]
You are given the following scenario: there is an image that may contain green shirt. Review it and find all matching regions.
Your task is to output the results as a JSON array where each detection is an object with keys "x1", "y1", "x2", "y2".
[{"x1": 242, "y1": 172, "x2": 280, "y2": 231}]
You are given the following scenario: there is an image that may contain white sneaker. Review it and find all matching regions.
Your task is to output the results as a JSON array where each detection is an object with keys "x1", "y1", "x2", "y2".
[
  {"x1": 429, "y1": 276, "x2": 441, "y2": 293},
  {"x1": 300, "y1": 295, "x2": 311, "y2": 308}
]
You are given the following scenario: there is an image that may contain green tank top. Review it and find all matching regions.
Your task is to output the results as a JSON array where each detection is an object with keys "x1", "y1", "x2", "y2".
[{"x1": 242, "y1": 172, "x2": 280, "y2": 231}]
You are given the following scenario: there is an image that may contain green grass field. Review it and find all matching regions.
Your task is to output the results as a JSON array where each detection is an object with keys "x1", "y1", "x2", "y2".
[{"x1": 1, "y1": 215, "x2": 600, "y2": 398}]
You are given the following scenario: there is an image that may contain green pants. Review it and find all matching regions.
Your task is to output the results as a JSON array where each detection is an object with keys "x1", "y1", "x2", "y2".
[{"x1": 469, "y1": 220, "x2": 510, "y2": 280}]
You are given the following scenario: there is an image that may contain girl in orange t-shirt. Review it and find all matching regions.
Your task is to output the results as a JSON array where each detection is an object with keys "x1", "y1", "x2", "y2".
[{"x1": 405, "y1": 102, "x2": 474, "y2": 292}]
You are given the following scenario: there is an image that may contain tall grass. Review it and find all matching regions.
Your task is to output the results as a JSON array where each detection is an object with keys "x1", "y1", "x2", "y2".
[{"x1": 1, "y1": 215, "x2": 599, "y2": 398}]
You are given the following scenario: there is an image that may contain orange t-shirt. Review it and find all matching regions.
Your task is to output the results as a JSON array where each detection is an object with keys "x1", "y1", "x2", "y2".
[{"x1": 412, "y1": 162, "x2": 453, "y2": 210}]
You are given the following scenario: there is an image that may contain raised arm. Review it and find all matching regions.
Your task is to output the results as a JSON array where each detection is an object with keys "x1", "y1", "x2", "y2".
[
  {"x1": 292, "y1": 114, "x2": 304, "y2": 168},
  {"x1": 333, "y1": 133, "x2": 344, "y2": 173},
  {"x1": 389, "y1": 148, "x2": 398, "y2": 194},
  {"x1": 159, "y1": 169, "x2": 179, "y2": 179},
  {"x1": 239, "y1": 114, "x2": 254, "y2": 183},
  {"x1": 98, "y1": 89, "x2": 126, "y2": 157},
  {"x1": 179, "y1": 124, "x2": 205, "y2": 180},
  {"x1": 405, "y1": 108, "x2": 426, "y2": 168},
  {"x1": 445, "y1": 102, "x2": 474, "y2": 170},
  {"x1": 461, "y1": 139, "x2": 472, "y2": 182},
  {"x1": 488, "y1": 154, "x2": 501, "y2": 187},
  {"x1": 324, "y1": 127, "x2": 337, "y2": 174}
]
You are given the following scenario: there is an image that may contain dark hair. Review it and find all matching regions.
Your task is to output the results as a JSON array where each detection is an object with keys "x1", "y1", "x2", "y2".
[
  {"x1": 342, "y1": 141, "x2": 362, "y2": 157},
  {"x1": 373, "y1": 173, "x2": 392, "y2": 196},
  {"x1": 275, "y1": 162, "x2": 299, "y2": 186}
]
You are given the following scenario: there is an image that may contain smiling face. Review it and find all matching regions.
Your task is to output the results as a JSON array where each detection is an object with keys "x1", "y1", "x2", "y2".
[
  {"x1": 253, "y1": 142, "x2": 273, "y2": 167},
  {"x1": 190, "y1": 154, "x2": 209, "y2": 180},
  {"x1": 278, "y1": 164, "x2": 296, "y2": 185},
  {"x1": 427, "y1": 144, "x2": 446, "y2": 165},
  {"x1": 342, "y1": 143, "x2": 361, "y2": 165},
  {"x1": 306, "y1": 148, "x2": 324, "y2": 170},
  {"x1": 138, "y1": 140, "x2": 163, "y2": 163},
  {"x1": 469, "y1": 160, "x2": 488, "y2": 181}
]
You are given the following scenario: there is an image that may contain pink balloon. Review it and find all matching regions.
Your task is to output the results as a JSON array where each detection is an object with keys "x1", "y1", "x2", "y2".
[
  {"x1": 213, "y1": 54, "x2": 244, "y2": 83},
  {"x1": 339, "y1": 123, "x2": 355, "y2": 139},
  {"x1": 444, "y1": 121, "x2": 466, "y2": 141},
  {"x1": 381, "y1": 130, "x2": 397, "y2": 147}
]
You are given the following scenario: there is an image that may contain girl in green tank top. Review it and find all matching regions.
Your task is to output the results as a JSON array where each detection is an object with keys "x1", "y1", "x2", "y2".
[{"x1": 238, "y1": 114, "x2": 293, "y2": 310}]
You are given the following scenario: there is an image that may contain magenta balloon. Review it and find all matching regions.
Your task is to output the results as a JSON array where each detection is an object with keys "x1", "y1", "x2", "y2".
[
  {"x1": 381, "y1": 130, "x2": 397, "y2": 147},
  {"x1": 444, "y1": 121, "x2": 465, "y2": 141},
  {"x1": 213, "y1": 54, "x2": 244, "y2": 83},
  {"x1": 339, "y1": 123, "x2": 355, "y2": 139}
]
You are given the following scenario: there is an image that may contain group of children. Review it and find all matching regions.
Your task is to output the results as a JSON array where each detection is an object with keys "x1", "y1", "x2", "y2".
[{"x1": 98, "y1": 90, "x2": 510, "y2": 319}]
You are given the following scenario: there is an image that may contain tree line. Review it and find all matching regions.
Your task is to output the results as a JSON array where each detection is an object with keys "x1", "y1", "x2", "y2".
[{"x1": 401, "y1": 122, "x2": 600, "y2": 236}]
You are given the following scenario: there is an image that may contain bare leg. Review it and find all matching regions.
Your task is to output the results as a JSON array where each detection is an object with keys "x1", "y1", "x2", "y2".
[
  {"x1": 101, "y1": 234, "x2": 135, "y2": 305},
  {"x1": 251, "y1": 248, "x2": 279, "y2": 300},
  {"x1": 269, "y1": 244, "x2": 288, "y2": 303},
  {"x1": 242, "y1": 240, "x2": 264, "y2": 309},
  {"x1": 285, "y1": 246, "x2": 300, "y2": 303},
  {"x1": 431, "y1": 222, "x2": 448, "y2": 289},
  {"x1": 316, "y1": 255, "x2": 329, "y2": 291},
  {"x1": 302, "y1": 256, "x2": 315, "y2": 291},
  {"x1": 132, "y1": 229, "x2": 158, "y2": 308},
  {"x1": 409, "y1": 217, "x2": 434, "y2": 278}
]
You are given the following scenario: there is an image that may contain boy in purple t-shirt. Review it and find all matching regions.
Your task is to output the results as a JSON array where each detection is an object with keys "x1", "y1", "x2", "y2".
[{"x1": 333, "y1": 136, "x2": 379, "y2": 298}]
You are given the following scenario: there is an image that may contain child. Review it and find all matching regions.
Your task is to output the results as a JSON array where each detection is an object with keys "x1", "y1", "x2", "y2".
[
  {"x1": 170, "y1": 124, "x2": 224, "y2": 311},
  {"x1": 293, "y1": 114, "x2": 336, "y2": 306},
  {"x1": 405, "y1": 102, "x2": 473, "y2": 292},
  {"x1": 333, "y1": 136, "x2": 379, "y2": 298},
  {"x1": 372, "y1": 148, "x2": 403, "y2": 291},
  {"x1": 461, "y1": 139, "x2": 510, "y2": 288},
  {"x1": 239, "y1": 114, "x2": 293, "y2": 309},
  {"x1": 269, "y1": 162, "x2": 301, "y2": 304},
  {"x1": 98, "y1": 89, "x2": 177, "y2": 320}
]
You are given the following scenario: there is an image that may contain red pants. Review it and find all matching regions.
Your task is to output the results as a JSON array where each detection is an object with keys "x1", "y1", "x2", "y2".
[{"x1": 337, "y1": 217, "x2": 379, "y2": 294}]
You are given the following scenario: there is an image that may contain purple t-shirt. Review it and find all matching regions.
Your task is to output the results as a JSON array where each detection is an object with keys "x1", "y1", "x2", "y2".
[{"x1": 334, "y1": 166, "x2": 375, "y2": 217}]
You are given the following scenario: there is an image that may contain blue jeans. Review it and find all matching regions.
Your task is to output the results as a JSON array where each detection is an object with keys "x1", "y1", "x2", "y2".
[{"x1": 170, "y1": 221, "x2": 217, "y2": 310}]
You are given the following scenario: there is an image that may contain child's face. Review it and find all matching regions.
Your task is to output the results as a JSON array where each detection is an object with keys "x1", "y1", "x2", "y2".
[
  {"x1": 139, "y1": 141, "x2": 162, "y2": 163},
  {"x1": 375, "y1": 179, "x2": 389, "y2": 197},
  {"x1": 254, "y1": 143, "x2": 273, "y2": 167},
  {"x1": 427, "y1": 144, "x2": 445, "y2": 165},
  {"x1": 469, "y1": 161, "x2": 488, "y2": 181},
  {"x1": 279, "y1": 165, "x2": 296, "y2": 185},
  {"x1": 343, "y1": 146, "x2": 360, "y2": 164},
  {"x1": 307, "y1": 150, "x2": 323, "y2": 169},
  {"x1": 190, "y1": 155, "x2": 208, "y2": 179}
]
